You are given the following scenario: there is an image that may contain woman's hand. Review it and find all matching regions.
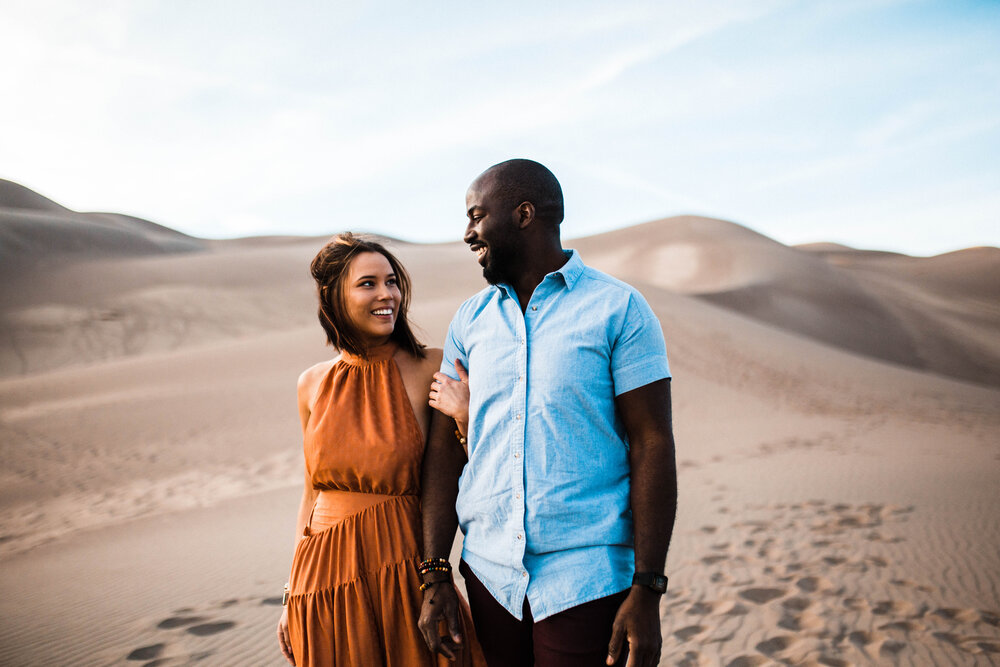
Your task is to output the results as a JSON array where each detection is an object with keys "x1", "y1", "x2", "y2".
[
  {"x1": 429, "y1": 359, "x2": 470, "y2": 434},
  {"x1": 277, "y1": 605, "x2": 295, "y2": 665}
]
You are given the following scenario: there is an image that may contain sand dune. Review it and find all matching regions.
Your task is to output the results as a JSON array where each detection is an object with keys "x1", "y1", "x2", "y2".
[
  {"x1": 577, "y1": 216, "x2": 1000, "y2": 386},
  {"x1": 0, "y1": 179, "x2": 204, "y2": 275},
  {"x1": 1, "y1": 182, "x2": 998, "y2": 665}
]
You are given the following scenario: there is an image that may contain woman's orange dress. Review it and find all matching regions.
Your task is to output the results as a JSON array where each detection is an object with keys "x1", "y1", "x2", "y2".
[{"x1": 286, "y1": 342, "x2": 483, "y2": 667}]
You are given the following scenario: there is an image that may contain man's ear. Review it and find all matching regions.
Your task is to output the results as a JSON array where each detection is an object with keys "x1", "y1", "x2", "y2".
[{"x1": 515, "y1": 201, "x2": 535, "y2": 229}]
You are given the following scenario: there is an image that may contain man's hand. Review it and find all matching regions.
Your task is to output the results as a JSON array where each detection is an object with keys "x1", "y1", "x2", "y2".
[
  {"x1": 429, "y1": 359, "x2": 470, "y2": 433},
  {"x1": 606, "y1": 587, "x2": 662, "y2": 667},
  {"x1": 417, "y1": 583, "x2": 464, "y2": 661}
]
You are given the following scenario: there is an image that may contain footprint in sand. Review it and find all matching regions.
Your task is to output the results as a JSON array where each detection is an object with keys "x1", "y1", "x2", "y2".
[
  {"x1": 813, "y1": 657, "x2": 851, "y2": 667},
  {"x1": 738, "y1": 587, "x2": 786, "y2": 604},
  {"x1": 842, "y1": 598, "x2": 869, "y2": 611},
  {"x1": 674, "y1": 625, "x2": 707, "y2": 642},
  {"x1": 879, "y1": 619, "x2": 925, "y2": 634},
  {"x1": 890, "y1": 578, "x2": 934, "y2": 593},
  {"x1": 261, "y1": 596, "x2": 284, "y2": 606},
  {"x1": 778, "y1": 608, "x2": 822, "y2": 631},
  {"x1": 156, "y1": 616, "x2": 208, "y2": 630},
  {"x1": 932, "y1": 607, "x2": 982, "y2": 624},
  {"x1": 126, "y1": 643, "x2": 165, "y2": 661},
  {"x1": 723, "y1": 655, "x2": 769, "y2": 667},
  {"x1": 687, "y1": 601, "x2": 717, "y2": 615},
  {"x1": 796, "y1": 575, "x2": 835, "y2": 594},
  {"x1": 781, "y1": 596, "x2": 811, "y2": 611},
  {"x1": 755, "y1": 635, "x2": 798, "y2": 658},
  {"x1": 186, "y1": 621, "x2": 236, "y2": 636},
  {"x1": 848, "y1": 629, "x2": 887, "y2": 657},
  {"x1": 777, "y1": 596, "x2": 822, "y2": 631},
  {"x1": 872, "y1": 599, "x2": 920, "y2": 617},
  {"x1": 880, "y1": 640, "x2": 907, "y2": 658},
  {"x1": 676, "y1": 650, "x2": 712, "y2": 667}
]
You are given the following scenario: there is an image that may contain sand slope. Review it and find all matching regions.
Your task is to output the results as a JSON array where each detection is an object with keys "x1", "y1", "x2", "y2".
[
  {"x1": 577, "y1": 216, "x2": 1000, "y2": 386},
  {"x1": 1, "y1": 183, "x2": 998, "y2": 665}
]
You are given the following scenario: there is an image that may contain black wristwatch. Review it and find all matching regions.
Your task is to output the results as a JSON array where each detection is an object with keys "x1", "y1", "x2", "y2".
[{"x1": 632, "y1": 572, "x2": 668, "y2": 595}]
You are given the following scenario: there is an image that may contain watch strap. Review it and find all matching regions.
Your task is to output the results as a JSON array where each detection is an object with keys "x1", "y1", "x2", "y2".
[{"x1": 632, "y1": 571, "x2": 668, "y2": 594}]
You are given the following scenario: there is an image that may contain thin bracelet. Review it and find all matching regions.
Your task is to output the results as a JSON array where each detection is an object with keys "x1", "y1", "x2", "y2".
[{"x1": 419, "y1": 580, "x2": 447, "y2": 592}]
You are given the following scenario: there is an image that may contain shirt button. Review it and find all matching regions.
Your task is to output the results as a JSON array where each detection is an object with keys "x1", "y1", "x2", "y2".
[
  {"x1": 531, "y1": 306, "x2": 537, "y2": 311},
  {"x1": 522, "y1": 572, "x2": 528, "y2": 578},
  {"x1": 515, "y1": 493, "x2": 521, "y2": 499},
  {"x1": 514, "y1": 452, "x2": 520, "y2": 459},
  {"x1": 517, "y1": 534, "x2": 523, "y2": 540},
  {"x1": 516, "y1": 414, "x2": 521, "y2": 420}
]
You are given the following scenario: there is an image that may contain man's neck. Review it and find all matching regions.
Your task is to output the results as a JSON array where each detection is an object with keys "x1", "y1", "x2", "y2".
[{"x1": 509, "y1": 245, "x2": 568, "y2": 313}]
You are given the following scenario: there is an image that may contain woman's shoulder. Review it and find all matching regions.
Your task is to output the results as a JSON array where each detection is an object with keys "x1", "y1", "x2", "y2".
[
  {"x1": 422, "y1": 346, "x2": 444, "y2": 367},
  {"x1": 297, "y1": 356, "x2": 340, "y2": 393},
  {"x1": 394, "y1": 346, "x2": 441, "y2": 381}
]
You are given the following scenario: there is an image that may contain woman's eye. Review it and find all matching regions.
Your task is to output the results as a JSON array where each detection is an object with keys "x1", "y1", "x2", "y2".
[
  {"x1": 387, "y1": 278, "x2": 397, "y2": 286},
  {"x1": 359, "y1": 280, "x2": 374, "y2": 287}
]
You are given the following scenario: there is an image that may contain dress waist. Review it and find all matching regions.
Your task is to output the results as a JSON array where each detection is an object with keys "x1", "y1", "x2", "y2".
[{"x1": 308, "y1": 489, "x2": 412, "y2": 533}]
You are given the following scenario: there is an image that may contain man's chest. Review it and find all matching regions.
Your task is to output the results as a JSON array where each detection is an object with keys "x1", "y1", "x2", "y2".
[{"x1": 463, "y1": 300, "x2": 618, "y2": 400}]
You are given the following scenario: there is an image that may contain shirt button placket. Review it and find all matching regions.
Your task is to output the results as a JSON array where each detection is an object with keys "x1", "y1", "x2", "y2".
[{"x1": 514, "y1": 312, "x2": 529, "y2": 590}]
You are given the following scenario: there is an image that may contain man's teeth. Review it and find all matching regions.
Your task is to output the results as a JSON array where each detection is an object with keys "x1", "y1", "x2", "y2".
[
  {"x1": 475, "y1": 246, "x2": 487, "y2": 260},
  {"x1": 372, "y1": 308, "x2": 392, "y2": 316}
]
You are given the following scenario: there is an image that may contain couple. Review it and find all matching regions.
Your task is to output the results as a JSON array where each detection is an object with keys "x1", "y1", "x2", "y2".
[{"x1": 277, "y1": 159, "x2": 678, "y2": 667}]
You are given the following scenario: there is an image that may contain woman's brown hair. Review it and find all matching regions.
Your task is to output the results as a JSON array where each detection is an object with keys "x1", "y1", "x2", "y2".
[{"x1": 310, "y1": 233, "x2": 425, "y2": 359}]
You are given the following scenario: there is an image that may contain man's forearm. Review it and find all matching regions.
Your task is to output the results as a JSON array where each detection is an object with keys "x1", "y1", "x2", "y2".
[
  {"x1": 630, "y1": 431, "x2": 677, "y2": 573},
  {"x1": 421, "y1": 409, "x2": 467, "y2": 559}
]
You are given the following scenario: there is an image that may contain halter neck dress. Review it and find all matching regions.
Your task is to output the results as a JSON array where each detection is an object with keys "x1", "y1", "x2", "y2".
[{"x1": 286, "y1": 342, "x2": 483, "y2": 666}]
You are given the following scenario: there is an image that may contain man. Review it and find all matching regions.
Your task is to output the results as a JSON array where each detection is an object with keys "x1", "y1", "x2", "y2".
[{"x1": 419, "y1": 159, "x2": 677, "y2": 667}]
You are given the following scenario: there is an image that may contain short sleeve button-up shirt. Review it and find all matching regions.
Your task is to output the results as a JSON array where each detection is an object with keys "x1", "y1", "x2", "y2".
[{"x1": 440, "y1": 249, "x2": 671, "y2": 621}]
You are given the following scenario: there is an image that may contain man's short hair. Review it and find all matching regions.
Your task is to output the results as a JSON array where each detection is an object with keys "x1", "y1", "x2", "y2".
[{"x1": 485, "y1": 159, "x2": 564, "y2": 226}]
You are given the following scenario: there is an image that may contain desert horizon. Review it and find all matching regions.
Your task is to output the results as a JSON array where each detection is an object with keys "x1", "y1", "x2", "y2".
[{"x1": 2, "y1": 178, "x2": 999, "y2": 665}]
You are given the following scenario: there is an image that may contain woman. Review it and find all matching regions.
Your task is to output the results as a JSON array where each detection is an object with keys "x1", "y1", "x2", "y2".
[{"x1": 277, "y1": 233, "x2": 483, "y2": 666}]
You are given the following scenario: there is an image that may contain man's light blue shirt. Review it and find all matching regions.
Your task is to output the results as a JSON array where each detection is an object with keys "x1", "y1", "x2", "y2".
[{"x1": 440, "y1": 249, "x2": 670, "y2": 621}]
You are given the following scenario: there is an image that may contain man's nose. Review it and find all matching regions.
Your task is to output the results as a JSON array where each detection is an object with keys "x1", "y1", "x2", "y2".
[{"x1": 463, "y1": 222, "x2": 477, "y2": 244}]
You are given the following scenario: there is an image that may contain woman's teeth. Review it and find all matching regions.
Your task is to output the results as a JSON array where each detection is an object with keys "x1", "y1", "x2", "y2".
[{"x1": 372, "y1": 308, "x2": 392, "y2": 316}]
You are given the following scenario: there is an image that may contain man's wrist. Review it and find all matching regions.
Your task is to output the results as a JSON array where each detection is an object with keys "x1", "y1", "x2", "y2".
[{"x1": 631, "y1": 571, "x2": 668, "y2": 595}]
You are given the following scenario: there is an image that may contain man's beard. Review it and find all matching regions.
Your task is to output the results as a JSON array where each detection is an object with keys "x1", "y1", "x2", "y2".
[{"x1": 482, "y1": 242, "x2": 517, "y2": 285}]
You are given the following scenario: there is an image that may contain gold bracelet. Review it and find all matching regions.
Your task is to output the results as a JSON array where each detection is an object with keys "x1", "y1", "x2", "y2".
[{"x1": 282, "y1": 582, "x2": 290, "y2": 606}]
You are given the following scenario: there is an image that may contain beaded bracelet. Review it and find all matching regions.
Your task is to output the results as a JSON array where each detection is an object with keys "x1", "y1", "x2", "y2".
[
  {"x1": 419, "y1": 580, "x2": 447, "y2": 592},
  {"x1": 454, "y1": 429, "x2": 467, "y2": 446},
  {"x1": 418, "y1": 558, "x2": 452, "y2": 576}
]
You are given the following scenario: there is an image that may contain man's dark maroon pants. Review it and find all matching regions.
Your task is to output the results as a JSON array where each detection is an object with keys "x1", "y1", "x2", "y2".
[{"x1": 459, "y1": 560, "x2": 629, "y2": 667}]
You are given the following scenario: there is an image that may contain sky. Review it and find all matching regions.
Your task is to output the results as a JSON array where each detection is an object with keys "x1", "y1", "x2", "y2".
[{"x1": 1, "y1": 0, "x2": 998, "y2": 256}]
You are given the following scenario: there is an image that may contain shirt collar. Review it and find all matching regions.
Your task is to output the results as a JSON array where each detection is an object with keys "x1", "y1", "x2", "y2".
[
  {"x1": 495, "y1": 249, "x2": 584, "y2": 298},
  {"x1": 552, "y1": 249, "x2": 583, "y2": 290}
]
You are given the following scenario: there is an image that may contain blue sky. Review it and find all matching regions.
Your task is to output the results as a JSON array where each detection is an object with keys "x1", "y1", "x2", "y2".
[{"x1": 1, "y1": 0, "x2": 997, "y2": 255}]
